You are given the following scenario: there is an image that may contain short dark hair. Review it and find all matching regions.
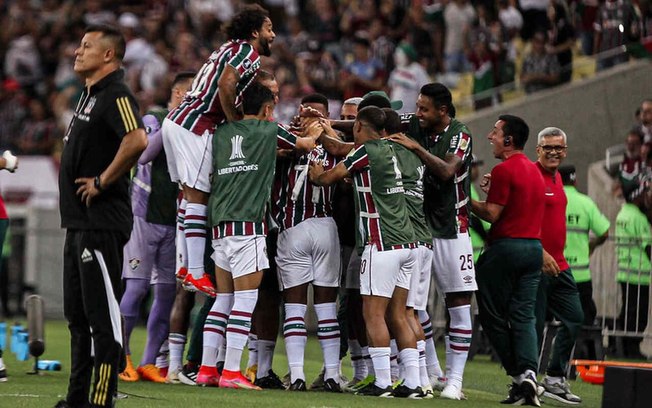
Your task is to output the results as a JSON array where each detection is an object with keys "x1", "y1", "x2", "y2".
[
  {"x1": 172, "y1": 71, "x2": 196, "y2": 87},
  {"x1": 356, "y1": 106, "x2": 386, "y2": 133},
  {"x1": 498, "y1": 114, "x2": 529, "y2": 149},
  {"x1": 628, "y1": 126, "x2": 645, "y2": 143},
  {"x1": 359, "y1": 94, "x2": 391, "y2": 110},
  {"x1": 225, "y1": 4, "x2": 270, "y2": 40},
  {"x1": 420, "y1": 83, "x2": 456, "y2": 118},
  {"x1": 85, "y1": 24, "x2": 126, "y2": 60},
  {"x1": 382, "y1": 108, "x2": 401, "y2": 135},
  {"x1": 558, "y1": 164, "x2": 576, "y2": 185},
  {"x1": 300, "y1": 93, "x2": 329, "y2": 110},
  {"x1": 242, "y1": 82, "x2": 274, "y2": 115}
]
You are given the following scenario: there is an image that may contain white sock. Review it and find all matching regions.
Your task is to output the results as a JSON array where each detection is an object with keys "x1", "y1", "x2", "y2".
[
  {"x1": 349, "y1": 339, "x2": 367, "y2": 380},
  {"x1": 283, "y1": 303, "x2": 307, "y2": 382},
  {"x1": 362, "y1": 346, "x2": 375, "y2": 376},
  {"x1": 247, "y1": 333, "x2": 258, "y2": 368},
  {"x1": 417, "y1": 340, "x2": 430, "y2": 388},
  {"x1": 418, "y1": 310, "x2": 443, "y2": 378},
  {"x1": 314, "y1": 302, "x2": 340, "y2": 381},
  {"x1": 512, "y1": 373, "x2": 525, "y2": 385},
  {"x1": 256, "y1": 339, "x2": 276, "y2": 379},
  {"x1": 447, "y1": 304, "x2": 472, "y2": 390},
  {"x1": 223, "y1": 289, "x2": 257, "y2": 372},
  {"x1": 168, "y1": 333, "x2": 186, "y2": 373},
  {"x1": 445, "y1": 335, "x2": 451, "y2": 379},
  {"x1": 399, "y1": 348, "x2": 420, "y2": 389},
  {"x1": 390, "y1": 339, "x2": 399, "y2": 381},
  {"x1": 184, "y1": 203, "x2": 207, "y2": 279},
  {"x1": 156, "y1": 340, "x2": 169, "y2": 369},
  {"x1": 546, "y1": 375, "x2": 562, "y2": 385},
  {"x1": 176, "y1": 198, "x2": 188, "y2": 272},
  {"x1": 369, "y1": 346, "x2": 391, "y2": 388},
  {"x1": 201, "y1": 293, "x2": 233, "y2": 368}
]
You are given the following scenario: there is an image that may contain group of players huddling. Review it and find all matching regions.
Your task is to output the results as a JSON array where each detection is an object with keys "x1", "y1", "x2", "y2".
[{"x1": 120, "y1": 4, "x2": 480, "y2": 401}]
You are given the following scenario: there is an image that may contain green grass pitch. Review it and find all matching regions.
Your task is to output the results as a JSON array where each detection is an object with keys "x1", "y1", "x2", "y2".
[{"x1": 0, "y1": 320, "x2": 603, "y2": 407}]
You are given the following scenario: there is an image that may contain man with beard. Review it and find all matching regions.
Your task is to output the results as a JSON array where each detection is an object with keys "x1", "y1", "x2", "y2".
[{"x1": 162, "y1": 4, "x2": 276, "y2": 298}]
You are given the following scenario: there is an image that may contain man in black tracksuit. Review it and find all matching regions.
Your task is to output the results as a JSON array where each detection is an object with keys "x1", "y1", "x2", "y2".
[{"x1": 57, "y1": 25, "x2": 147, "y2": 408}]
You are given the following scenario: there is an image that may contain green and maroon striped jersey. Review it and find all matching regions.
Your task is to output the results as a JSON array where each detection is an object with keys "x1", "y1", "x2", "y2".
[
  {"x1": 168, "y1": 39, "x2": 260, "y2": 136},
  {"x1": 405, "y1": 115, "x2": 473, "y2": 239},
  {"x1": 343, "y1": 139, "x2": 416, "y2": 252},
  {"x1": 210, "y1": 119, "x2": 296, "y2": 238},
  {"x1": 392, "y1": 143, "x2": 432, "y2": 246},
  {"x1": 273, "y1": 145, "x2": 339, "y2": 230}
]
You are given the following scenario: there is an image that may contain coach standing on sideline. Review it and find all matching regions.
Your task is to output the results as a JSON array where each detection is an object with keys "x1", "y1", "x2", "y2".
[
  {"x1": 57, "y1": 25, "x2": 147, "y2": 408},
  {"x1": 471, "y1": 115, "x2": 545, "y2": 406}
]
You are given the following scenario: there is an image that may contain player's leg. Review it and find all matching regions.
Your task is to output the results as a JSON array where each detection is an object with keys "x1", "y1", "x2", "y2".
[
  {"x1": 118, "y1": 217, "x2": 155, "y2": 382},
  {"x1": 166, "y1": 285, "x2": 194, "y2": 383},
  {"x1": 218, "y1": 235, "x2": 267, "y2": 390},
  {"x1": 310, "y1": 218, "x2": 342, "y2": 392},
  {"x1": 432, "y1": 233, "x2": 477, "y2": 400}
]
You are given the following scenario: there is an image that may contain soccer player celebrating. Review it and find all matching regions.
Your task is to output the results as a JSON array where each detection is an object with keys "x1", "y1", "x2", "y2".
[
  {"x1": 162, "y1": 5, "x2": 275, "y2": 297},
  {"x1": 388, "y1": 83, "x2": 476, "y2": 400},
  {"x1": 471, "y1": 115, "x2": 545, "y2": 406},
  {"x1": 274, "y1": 93, "x2": 343, "y2": 392},
  {"x1": 310, "y1": 106, "x2": 422, "y2": 399},
  {"x1": 198, "y1": 82, "x2": 320, "y2": 389}
]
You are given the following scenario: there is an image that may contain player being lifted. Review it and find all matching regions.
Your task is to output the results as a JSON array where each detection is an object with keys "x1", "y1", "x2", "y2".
[{"x1": 162, "y1": 4, "x2": 275, "y2": 297}]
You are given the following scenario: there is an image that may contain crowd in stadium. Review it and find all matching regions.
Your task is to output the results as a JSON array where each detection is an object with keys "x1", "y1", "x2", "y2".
[
  {"x1": 1, "y1": 0, "x2": 651, "y2": 156},
  {"x1": 0, "y1": 1, "x2": 651, "y2": 408}
]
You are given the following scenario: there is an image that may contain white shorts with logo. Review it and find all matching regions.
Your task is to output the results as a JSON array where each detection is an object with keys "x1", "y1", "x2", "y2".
[
  {"x1": 212, "y1": 235, "x2": 269, "y2": 279},
  {"x1": 276, "y1": 217, "x2": 341, "y2": 290},
  {"x1": 359, "y1": 245, "x2": 416, "y2": 298},
  {"x1": 345, "y1": 250, "x2": 361, "y2": 290},
  {"x1": 161, "y1": 118, "x2": 212, "y2": 193},
  {"x1": 432, "y1": 232, "x2": 478, "y2": 294},
  {"x1": 407, "y1": 245, "x2": 433, "y2": 310}
]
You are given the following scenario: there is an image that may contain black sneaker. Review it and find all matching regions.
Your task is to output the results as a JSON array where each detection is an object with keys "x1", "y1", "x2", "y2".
[
  {"x1": 0, "y1": 367, "x2": 6, "y2": 382},
  {"x1": 178, "y1": 363, "x2": 198, "y2": 386},
  {"x1": 53, "y1": 401, "x2": 72, "y2": 408},
  {"x1": 500, "y1": 383, "x2": 525, "y2": 405},
  {"x1": 392, "y1": 384, "x2": 424, "y2": 399},
  {"x1": 521, "y1": 374, "x2": 542, "y2": 407},
  {"x1": 354, "y1": 382, "x2": 394, "y2": 398},
  {"x1": 542, "y1": 376, "x2": 582, "y2": 405},
  {"x1": 288, "y1": 378, "x2": 307, "y2": 391},
  {"x1": 254, "y1": 370, "x2": 286, "y2": 389},
  {"x1": 323, "y1": 378, "x2": 343, "y2": 393},
  {"x1": 216, "y1": 360, "x2": 224, "y2": 375}
]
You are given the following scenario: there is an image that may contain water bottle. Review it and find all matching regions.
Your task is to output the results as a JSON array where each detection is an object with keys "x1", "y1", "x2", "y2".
[
  {"x1": 37, "y1": 360, "x2": 62, "y2": 371},
  {"x1": 16, "y1": 331, "x2": 29, "y2": 361},
  {"x1": 10, "y1": 323, "x2": 23, "y2": 353},
  {"x1": 0, "y1": 322, "x2": 6, "y2": 350}
]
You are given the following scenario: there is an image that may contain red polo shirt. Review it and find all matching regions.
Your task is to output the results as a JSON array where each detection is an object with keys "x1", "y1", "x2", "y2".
[
  {"x1": 487, "y1": 152, "x2": 545, "y2": 241},
  {"x1": 536, "y1": 161, "x2": 569, "y2": 270}
]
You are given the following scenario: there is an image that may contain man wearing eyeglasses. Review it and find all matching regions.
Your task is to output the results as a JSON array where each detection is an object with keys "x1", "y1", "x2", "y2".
[{"x1": 533, "y1": 127, "x2": 583, "y2": 405}]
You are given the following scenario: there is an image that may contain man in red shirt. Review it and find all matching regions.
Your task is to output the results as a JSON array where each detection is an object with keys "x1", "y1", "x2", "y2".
[
  {"x1": 533, "y1": 127, "x2": 583, "y2": 405},
  {"x1": 471, "y1": 115, "x2": 545, "y2": 407}
]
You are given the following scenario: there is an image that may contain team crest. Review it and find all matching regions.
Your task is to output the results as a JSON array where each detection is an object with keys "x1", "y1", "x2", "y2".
[
  {"x1": 84, "y1": 97, "x2": 97, "y2": 115},
  {"x1": 242, "y1": 58, "x2": 252, "y2": 70},
  {"x1": 129, "y1": 258, "x2": 141, "y2": 270},
  {"x1": 459, "y1": 137, "x2": 469, "y2": 151}
]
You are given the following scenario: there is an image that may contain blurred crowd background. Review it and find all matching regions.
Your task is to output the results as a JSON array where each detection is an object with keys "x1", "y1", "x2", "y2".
[{"x1": 0, "y1": 0, "x2": 651, "y2": 159}]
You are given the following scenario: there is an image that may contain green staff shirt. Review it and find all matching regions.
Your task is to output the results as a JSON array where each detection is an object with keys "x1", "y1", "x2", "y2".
[
  {"x1": 616, "y1": 202, "x2": 651, "y2": 285},
  {"x1": 563, "y1": 186, "x2": 610, "y2": 283}
]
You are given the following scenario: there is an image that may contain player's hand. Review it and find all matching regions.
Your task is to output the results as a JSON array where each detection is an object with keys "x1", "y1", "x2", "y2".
[
  {"x1": 480, "y1": 173, "x2": 491, "y2": 193},
  {"x1": 75, "y1": 177, "x2": 101, "y2": 208},
  {"x1": 2, "y1": 150, "x2": 18, "y2": 172},
  {"x1": 299, "y1": 104, "x2": 325, "y2": 119},
  {"x1": 308, "y1": 161, "x2": 325, "y2": 185},
  {"x1": 387, "y1": 132, "x2": 420, "y2": 151},
  {"x1": 303, "y1": 120, "x2": 323, "y2": 140},
  {"x1": 542, "y1": 250, "x2": 560, "y2": 277},
  {"x1": 318, "y1": 118, "x2": 339, "y2": 139}
]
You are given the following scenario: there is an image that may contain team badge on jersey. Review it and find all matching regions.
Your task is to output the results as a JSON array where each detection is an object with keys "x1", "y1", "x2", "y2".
[
  {"x1": 459, "y1": 137, "x2": 469, "y2": 151},
  {"x1": 229, "y1": 135, "x2": 246, "y2": 160},
  {"x1": 243, "y1": 58, "x2": 252, "y2": 70},
  {"x1": 84, "y1": 97, "x2": 97, "y2": 115},
  {"x1": 129, "y1": 258, "x2": 141, "y2": 270}
]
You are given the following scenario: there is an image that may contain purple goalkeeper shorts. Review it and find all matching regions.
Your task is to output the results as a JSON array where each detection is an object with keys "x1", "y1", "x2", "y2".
[{"x1": 122, "y1": 216, "x2": 176, "y2": 284}]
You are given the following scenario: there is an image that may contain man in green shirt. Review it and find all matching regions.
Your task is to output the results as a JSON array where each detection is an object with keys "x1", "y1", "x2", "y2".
[
  {"x1": 615, "y1": 180, "x2": 651, "y2": 358},
  {"x1": 559, "y1": 165, "x2": 610, "y2": 328}
]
